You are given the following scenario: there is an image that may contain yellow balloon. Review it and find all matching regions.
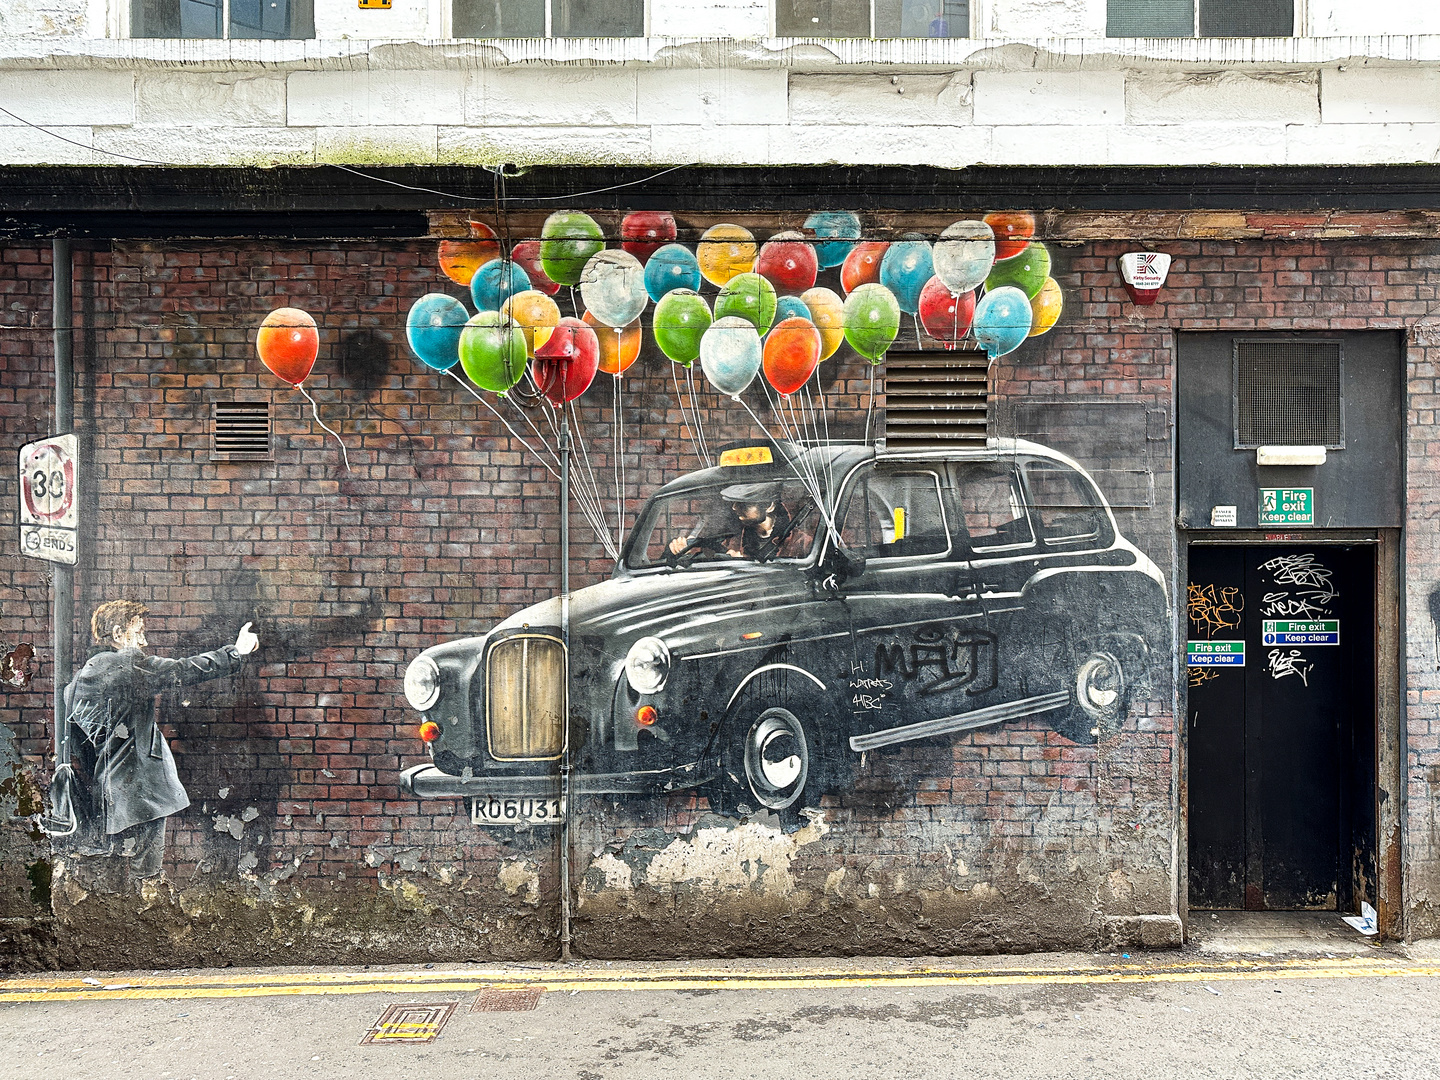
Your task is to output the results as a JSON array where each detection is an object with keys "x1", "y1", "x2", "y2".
[
  {"x1": 801, "y1": 286, "x2": 846, "y2": 361},
  {"x1": 500, "y1": 290, "x2": 561, "y2": 354},
  {"x1": 697, "y1": 223, "x2": 757, "y2": 288},
  {"x1": 1027, "y1": 277, "x2": 1063, "y2": 337}
]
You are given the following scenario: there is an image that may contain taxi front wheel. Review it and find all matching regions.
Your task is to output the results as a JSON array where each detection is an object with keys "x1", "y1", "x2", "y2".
[
  {"x1": 1070, "y1": 650, "x2": 1127, "y2": 740},
  {"x1": 711, "y1": 705, "x2": 820, "y2": 827}
]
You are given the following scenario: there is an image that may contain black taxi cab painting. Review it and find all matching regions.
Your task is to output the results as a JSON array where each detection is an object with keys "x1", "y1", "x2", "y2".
[{"x1": 399, "y1": 439, "x2": 1166, "y2": 826}]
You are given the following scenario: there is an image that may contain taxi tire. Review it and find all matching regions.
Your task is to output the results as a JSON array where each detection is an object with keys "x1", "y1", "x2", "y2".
[
  {"x1": 710, "y1": 704, "x2": 823, "y2": 829},
  {"x1": 1064, "y1": 649, "x2": 1128, "y2": 743}
]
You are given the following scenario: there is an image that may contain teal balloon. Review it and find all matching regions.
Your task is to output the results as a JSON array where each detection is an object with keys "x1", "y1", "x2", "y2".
[
  {"x1": 406, "y1": 293, "x2": 468, "y2": 371},
  {"x1": 458, "y1": 310, "x2": 527, "y2": 392},
  {"x1": 714, "y1": 272, "x2": 777, "y2": 334},
  {"x1": 972, "y1": 286, "x2": 1033, "y2": 360},
  {"x1": 879, "y1": 239, "x2": 934, "y2": 316},
  {"x1": 805, "y1": 211, "x2": 862, "y2": 269},
  {"x1": 471, "y1": 259, "x2": 530, "y2": 312},
  {"x1": 644, "y1": 243, "x2": 701, "y2": 303},
  {"x1": 842, "y1": 283, "x2": 901, "y2": 364},
  {"x1": 653, "y1": 289, "x2": 712, "y2": 367},
  {"x1": 774, "y1": 295, "x2": 812, "y2": 324},
  {"x1": 699, "y1": 316, "x2": 762, "y2": 399}
]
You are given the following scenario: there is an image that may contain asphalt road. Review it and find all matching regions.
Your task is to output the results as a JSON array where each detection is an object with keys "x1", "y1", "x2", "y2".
[{"x1": 2, "y1": 946, "x2": 1434, "y2": 1080}]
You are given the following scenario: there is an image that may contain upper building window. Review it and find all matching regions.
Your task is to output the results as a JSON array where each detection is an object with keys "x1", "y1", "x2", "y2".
[
  {"x1": 453, "y1": 0, "x2": 643, "y2": 36},
  {"x1": 776, "y1": 0, "x2": 969, "y2": 38},
  {"x1": 132, "y1": 0, "x2": 315, "y2": 37},
  {"x1": 1107, "y1": 0, "x2": 1293, "y2": 36}
]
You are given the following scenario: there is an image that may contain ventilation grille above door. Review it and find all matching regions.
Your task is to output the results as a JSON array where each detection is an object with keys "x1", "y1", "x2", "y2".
[
  {"x1": 883, "y1": 351, "x2": 989, "y2": 451},
  {"x1": 211, "y1": 401, "x2": 272, "y2": 461},
  {"x1": 1234, "y1": 340, "x2": 1344, "y2": 449}
]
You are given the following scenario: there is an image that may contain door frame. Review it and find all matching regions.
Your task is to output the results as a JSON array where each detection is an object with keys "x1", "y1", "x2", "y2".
[{"x1": 1178, "y1": 528, "x2": 1403, "y2": 937}]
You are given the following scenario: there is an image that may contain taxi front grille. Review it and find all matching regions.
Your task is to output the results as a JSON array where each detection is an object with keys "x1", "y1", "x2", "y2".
[{"x1": 485, "y1": 634, "x2": 566, "y2": 760}]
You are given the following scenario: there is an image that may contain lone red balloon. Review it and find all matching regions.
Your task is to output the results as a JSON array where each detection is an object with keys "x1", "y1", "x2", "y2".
[
  {"x1": 256, "y1": 307, "x2": 318, "y2": 385},
  {"x1": 533, "y1": 316, "x2": 600, "y2": 405}
]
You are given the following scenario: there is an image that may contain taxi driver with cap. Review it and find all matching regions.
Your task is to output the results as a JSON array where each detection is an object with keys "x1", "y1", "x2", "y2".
[{"x1": 668, "y1": 481, "x2": 792, "y2": 562}]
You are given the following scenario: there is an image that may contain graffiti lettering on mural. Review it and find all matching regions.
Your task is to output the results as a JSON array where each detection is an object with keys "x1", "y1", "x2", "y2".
[
  {"x1": 1265, "y1": 648, "x2": 1314, "y2": 686},
  {"x1": 53, "y1": 601, "x2": 259, "y2": 891},
  {"x1": 400, "y1": 438, "x2": 1166, "y2": 828},
  {"x1": 1258, "y1": 553, "x2": 1337, "y2": 604},
  {"x1": 1187, "y1": 583, "x2": 1243, "y2": 639}
]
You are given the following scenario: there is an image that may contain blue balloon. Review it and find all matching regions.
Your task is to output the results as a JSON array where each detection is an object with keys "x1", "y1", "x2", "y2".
[
  {"x1": 406, "y1": 293, "x2": 469, "y2": 370},
  {"x1": 471, "y1": 258, "x2": 530, "y2": 312},
  {"x1": 805, "y1": 211, "x2": 862, "y2": 269},
  {"x1": 773, "y1": 295, "x2": 813, "y2": 324},
  {"x1": 972, "y1": 286, "x2": 1033, "y2": 360},
  {"x1": 879, "y1": 239, "x2": 935, "y2": 316},
  {"x1": 644, "y1": 243, "x2": 702, "y2": 303}
]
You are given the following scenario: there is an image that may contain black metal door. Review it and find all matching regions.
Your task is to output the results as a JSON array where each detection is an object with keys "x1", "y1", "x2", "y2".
[{"x1": 1187, "y1": 544, "x2": 1375, "y2": 910}]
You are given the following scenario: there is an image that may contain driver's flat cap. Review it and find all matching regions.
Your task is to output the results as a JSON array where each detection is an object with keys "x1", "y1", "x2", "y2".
[{"x1": 720, "y1": 481, "x2": 781, "y2": 505}]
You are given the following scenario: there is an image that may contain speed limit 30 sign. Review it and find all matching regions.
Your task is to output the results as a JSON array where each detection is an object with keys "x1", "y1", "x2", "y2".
[{"x1": 19, "y1": 434, "x2": 78, "y2": 565}]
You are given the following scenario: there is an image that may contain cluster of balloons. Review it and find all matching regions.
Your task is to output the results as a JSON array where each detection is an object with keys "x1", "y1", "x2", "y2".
[{"x1": 406, "y1": 207, "x2": 1063, "y2": 406}]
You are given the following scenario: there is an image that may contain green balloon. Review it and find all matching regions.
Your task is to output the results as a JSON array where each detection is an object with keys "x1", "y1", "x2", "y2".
[
  {"x1": 984, "y1": 241, "x2": 1051, "y2": 299},
  {"x1": 459, "y1": 311, "x2": 527, "y2": 392},
  {"x1": 653, "y1": 289, "x2": 712, "y2": 367},
  {"x1": 540, "y1": 210, "x2": 605, "y2": 287},
  {"x1": 713, "y1": 272, "x2": 777, "y2": 334},
  {"x1": 842, "y1": 282, "x2": 900, "y2": 364}
]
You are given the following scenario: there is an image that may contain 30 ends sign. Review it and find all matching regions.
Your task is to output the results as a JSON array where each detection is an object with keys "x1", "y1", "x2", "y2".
[{"x1": 18, "y1": 434, "x2": 78, "y2": 565}]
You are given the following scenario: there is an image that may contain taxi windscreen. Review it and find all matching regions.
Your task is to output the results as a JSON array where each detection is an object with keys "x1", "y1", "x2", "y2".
[{"x1": 626, "y1": 479, "x2": 820, "y2": 569}]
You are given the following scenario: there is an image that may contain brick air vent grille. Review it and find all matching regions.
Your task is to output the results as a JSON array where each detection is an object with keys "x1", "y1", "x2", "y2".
[
  {"x1": 883, "y1": 350, "x2": 989, "y2": 450},
  {"x1": 1233, "y1": 340, "x2": 1344, "y2": 449},
  {"x1": 211, "y1": 401, "x2": 272, "y2": 461}
]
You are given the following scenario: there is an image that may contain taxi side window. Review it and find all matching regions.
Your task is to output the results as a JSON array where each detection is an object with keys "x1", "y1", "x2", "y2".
[
  {"x1": 954, "y1": 464, "x2": 1035, "y2": 552},
  {"x1": 840, "y1": 469, "x2": 949, "y2": 559},
  {"x1": 1023, "y1": 461, "x2": 1112, "y2": 547}
]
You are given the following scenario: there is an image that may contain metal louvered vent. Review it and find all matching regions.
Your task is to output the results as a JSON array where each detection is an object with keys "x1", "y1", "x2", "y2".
[
  {"x1": 211, "y1": 401, "x2": 272, "y2": 461},
  {"x1": 1234, "y1": 339, "x2": 1344, "y2": 449},
  {"x1": 883, "y1": 350, "x2": 989, "y2": 450}
]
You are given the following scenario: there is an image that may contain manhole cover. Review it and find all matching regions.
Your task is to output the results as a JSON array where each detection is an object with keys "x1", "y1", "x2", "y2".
[
  {"x1": 360, "y1": 1001, "x2": 458, "y2": 1044},
  {"x1": 473, "y1": 986, "x2": 544, "y2": 1012}
]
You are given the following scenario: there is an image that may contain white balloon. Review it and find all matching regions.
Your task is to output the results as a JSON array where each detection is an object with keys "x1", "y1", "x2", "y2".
[
  {"x1": 699, "y1": 315, "x2": 762, "y2": 399},
  {"x1": 933, "y1": 219, "x2": 996, "y2": 295},
  {"x1": 580, "y1": 249, "x2": 647, "y2": 327}
]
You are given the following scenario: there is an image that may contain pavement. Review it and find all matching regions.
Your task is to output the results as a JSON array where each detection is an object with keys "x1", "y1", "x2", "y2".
[{"x1": 1, "y1": 913, "x2": 1433, "y2": 1080}]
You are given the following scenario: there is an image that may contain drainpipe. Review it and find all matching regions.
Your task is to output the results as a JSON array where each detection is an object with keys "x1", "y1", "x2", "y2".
[
  {"x1": 558, "y1": 413, "x2": 573, "y2": 961},
  {"x1": 52, "y1": 239, "x2": 73, "y2": 753}
]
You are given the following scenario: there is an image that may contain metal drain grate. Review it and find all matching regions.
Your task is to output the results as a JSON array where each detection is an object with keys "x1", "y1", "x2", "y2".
[
  {"x1": 472, "y1": 986, "x2": 544, "y2": 1012},
  {"x1": 211, "y1": 401, "x2": 272, "y2": 461},
  {"x1": 360, "y1": 1001, "x2": 458, "y2": 1044},
  {"x1": 882, "y1": 349, "x2": 990, "y2": 450}
]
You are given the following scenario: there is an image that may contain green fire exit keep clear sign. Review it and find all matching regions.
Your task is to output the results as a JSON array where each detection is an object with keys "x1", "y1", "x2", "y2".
[{"x1": 1259, "y1": 487, "x2": 1314, "y2": 526}]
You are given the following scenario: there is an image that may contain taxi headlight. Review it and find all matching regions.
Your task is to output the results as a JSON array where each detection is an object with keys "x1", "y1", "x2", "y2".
[
  {"x1": 625, "y1": 637, "x2": 671, "y2": 695},
  {"x1": 404, "y1": 654, "x2": 441, "y2": 711}
]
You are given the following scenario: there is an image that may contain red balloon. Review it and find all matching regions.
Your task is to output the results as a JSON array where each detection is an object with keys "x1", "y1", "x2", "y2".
[
  {"x1": 256, "y1": 307, "x2": 318, "y2": 385},
  {"x1": 840, "y1": 241, "x2": 889, "y2": 296},
  {"x1": 510, "y1": 240, "x2": 561, "y2": 296},
  {"x1": 755, "y1": 233, "x2": 818, "y2": 294},
  {"x1": 984, "y1": 211, "x2": 1037, "y2": 261},
  {"x1": 533, "y1": 317, "x2": 600, "y2": 405},
  {"x1": 918, "y1": 277, "x2": 977, "y2": 348},
  {"x1": 762, "y1": 317, "x2": 821, "y2": 397},
  {"x1": 620, "y1": 211, "x2": 678, "y2": 264}
]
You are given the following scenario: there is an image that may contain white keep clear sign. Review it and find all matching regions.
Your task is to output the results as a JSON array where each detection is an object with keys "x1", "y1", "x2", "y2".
[{"x1": 18, "y1": 433, "x2": 78, "y2": 565}]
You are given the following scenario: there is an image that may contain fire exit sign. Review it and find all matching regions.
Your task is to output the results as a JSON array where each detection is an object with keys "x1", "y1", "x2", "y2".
[
  {"x1": 1259, "y1": 487, "x2": 1314, "y2": 526},
  {"x1": 1187, "y1": 640, "x2": 1245, "y2": 666}
]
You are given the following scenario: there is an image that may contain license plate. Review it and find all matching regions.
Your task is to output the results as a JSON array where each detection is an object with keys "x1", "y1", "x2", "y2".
[{"x1": 469, "y1": 796, "x2": 564, "y2": 825}]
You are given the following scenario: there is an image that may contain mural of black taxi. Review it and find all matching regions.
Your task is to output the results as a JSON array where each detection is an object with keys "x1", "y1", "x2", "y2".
[{"x1": 400, "y1": 439, "x2": 1166, "y2": 825}]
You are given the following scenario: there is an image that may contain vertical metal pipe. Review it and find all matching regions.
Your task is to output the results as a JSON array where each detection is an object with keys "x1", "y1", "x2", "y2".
[
  {"x1": 558, "y1": 412, "x2": 573, "y2": 961},
  {"x1": 52, "y1": 239, "x2": 73, "y2": 753}
]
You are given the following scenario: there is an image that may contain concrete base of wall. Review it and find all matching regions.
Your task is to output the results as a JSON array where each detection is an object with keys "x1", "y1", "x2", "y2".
[{"x1": 1103, "y1": 915, "x2": 1185, "y2": 950}]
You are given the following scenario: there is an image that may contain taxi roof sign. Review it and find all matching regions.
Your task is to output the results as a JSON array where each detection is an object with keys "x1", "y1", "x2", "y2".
[{"x1": 718, "y1": 446, "x2": 774, "y2": 467}]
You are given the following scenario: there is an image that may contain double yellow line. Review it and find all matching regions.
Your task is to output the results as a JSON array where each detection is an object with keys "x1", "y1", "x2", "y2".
[{"x1": 2, "y1": 954, "x2": 1436, "y2": 1003}]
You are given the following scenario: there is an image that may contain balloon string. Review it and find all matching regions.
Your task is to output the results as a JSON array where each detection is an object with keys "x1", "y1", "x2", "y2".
[
  {"x1": 613, "y1": 377, "x2": 625, "y2": 562},
  {"x1": 568, "y1": 402, "x2": 617, "y2": 559},
  {"x1": 295, "y1": 382, "x2": 351, "y2": 473},
  {"x1": 443, "y1": 369, "x2": 560, "y2": 480},
  {"x1": 686, "y1": 364, "x2": 711, "y2": 468},
  {"x1": 744, "y1": 393, "x2": 837, "y2": 537},
  {"x1": 864, "y1": 364, "x2": 877, "y2": 447}
]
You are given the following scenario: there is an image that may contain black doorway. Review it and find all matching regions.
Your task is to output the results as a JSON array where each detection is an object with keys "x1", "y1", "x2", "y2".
[{"x1": 1187, "y1": 544, "x2": 1376, "y2": 911}]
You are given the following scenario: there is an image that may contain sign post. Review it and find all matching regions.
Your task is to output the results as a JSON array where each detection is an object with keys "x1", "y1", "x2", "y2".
[{"x1": 19, "y1": 434, "x2": 78, "y2": 565}]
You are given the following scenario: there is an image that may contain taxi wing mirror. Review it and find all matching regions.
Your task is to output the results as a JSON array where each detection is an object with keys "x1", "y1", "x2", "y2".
[{"x1": 815, "y1": 546, "x2": 865, "y2": 592}]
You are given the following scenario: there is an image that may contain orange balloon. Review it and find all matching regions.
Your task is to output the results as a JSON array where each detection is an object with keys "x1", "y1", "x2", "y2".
[
  {"x1": 583, "y1": 310, "x2": 642, "y2": 375},
  {"x1": 256, "y1": 307, "x2": 318, "y2": 385},
  {"x1": 841, "y1": 241, "x2": 888, "y2": 295},
  {"x1": 762, "y1": 317, "x2": 821, "y2": 397},
  {"x1": 984, "y1": 211, "x2": 1036, "y2": 261},
  {"x1": 438, "y1": 221, "x2": 502, "y2": 286}
]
